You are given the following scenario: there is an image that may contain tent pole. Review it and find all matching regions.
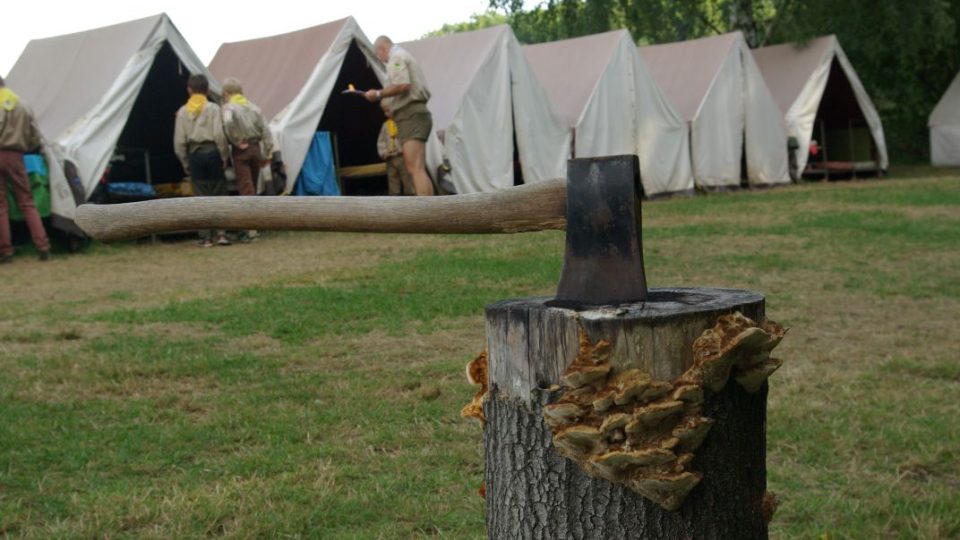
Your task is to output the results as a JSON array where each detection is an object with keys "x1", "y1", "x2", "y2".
[
  {"x1": 332, "y1": 132, "x2": 343, "y2": 194},
  {"x1": 849, "y1": 119, "x2": 857, "y2": 181},
  {"x1": 819, "y1": 119, "x2": 829, "y2": 182}
]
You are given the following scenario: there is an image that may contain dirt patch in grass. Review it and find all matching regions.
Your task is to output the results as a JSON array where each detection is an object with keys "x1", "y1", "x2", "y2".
[
  {"x1": 900, "y1": 204, "x2": 960, "y2": 220},
  {"x1": 215, "y1": 331, "x2": 286, "y2": 359},
  {"x1": 0, "y1": 231, "x2": 447, "y2": 317}
]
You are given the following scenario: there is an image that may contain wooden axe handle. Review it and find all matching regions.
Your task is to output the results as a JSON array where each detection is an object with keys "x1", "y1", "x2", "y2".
[{"x1": 76, "y1": 179, "x2": 567, "y2": 242}]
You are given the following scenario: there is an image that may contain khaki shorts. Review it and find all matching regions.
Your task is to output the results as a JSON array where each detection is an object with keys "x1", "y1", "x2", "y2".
[{"x1": 393, "y1": 102, "x2": 433, "y2": 143}]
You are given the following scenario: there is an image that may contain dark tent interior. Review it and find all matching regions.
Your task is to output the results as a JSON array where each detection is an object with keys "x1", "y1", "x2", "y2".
[
  {"x1": 806, "y1": 58, "x2": 881, "y2": 177},
  {"x1": 316, "y1": 39, "x2": 387, "y2": 195},
  {"x1": 101, "y1": 41, "x2": 190, "y2": 194}
]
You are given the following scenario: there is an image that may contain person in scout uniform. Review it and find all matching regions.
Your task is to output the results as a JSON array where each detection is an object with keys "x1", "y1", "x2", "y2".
[
  {"x1": 377, "y1": 102, "x2": 415, "y2": 196},
  {"x1": 173, "y1": 74, "x2": 230, "y2": 247},
  {"x1": 0, "y1": 74, "x2": 50, "y2": 263},
  {"x1": 220, "y1": 77, "x2": 274, "y2": 196},
  {"x1": 365, "y1": 36, "x2": 434, "y2": 196},
  {"x1": 221, "y1": 77, "x2": 274, "y2": 241}
]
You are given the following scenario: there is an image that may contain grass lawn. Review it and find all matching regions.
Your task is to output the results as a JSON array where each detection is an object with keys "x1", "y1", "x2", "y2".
[{"x1": 1, "y1": 169, "x2": 958, "y2": 539}]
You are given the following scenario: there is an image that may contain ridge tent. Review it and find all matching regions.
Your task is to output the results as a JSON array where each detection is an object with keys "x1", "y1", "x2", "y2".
[
  {"x1": 401, "y1": 25, "x2": 571, "y2": 193},
  {"x1": 6, "y1": 13, "x2": 217, "y2": 233},
  {"x1": 929, "y1": 68, "x2": 960, "y2": 166},
  {"x1": 639, "y1": 32, "x2": 790, "y2": 189},
  {"x1": 754, "y1": 35, "x2": 888, "y2": 178},
  {"x1": 524, "y1": 29, "x2": 692, "y2": 196},
  {"x1": 208, "y1": 17, "x2": 387, "y2": 195}
]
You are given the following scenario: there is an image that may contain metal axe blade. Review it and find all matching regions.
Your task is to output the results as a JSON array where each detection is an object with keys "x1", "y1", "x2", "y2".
[{"x1": 553, "y1": 155, "x2": 648, "y2": 307}]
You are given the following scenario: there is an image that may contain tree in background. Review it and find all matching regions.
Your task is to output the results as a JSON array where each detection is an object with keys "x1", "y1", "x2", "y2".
[
  {"x1": 430, "y1": 0, "x2": 960, "y2": 163},
  {"x1": 483, "y1": 0, "x2": 788, "y2": 46},
  {"x1": 425, "y1": 11, "x2": 511, "y2": 38}
]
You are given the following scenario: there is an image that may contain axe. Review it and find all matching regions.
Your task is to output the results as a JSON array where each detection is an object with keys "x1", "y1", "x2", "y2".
[{"x1": 76, "y1": 155, "x2": 648, "y2": 306}]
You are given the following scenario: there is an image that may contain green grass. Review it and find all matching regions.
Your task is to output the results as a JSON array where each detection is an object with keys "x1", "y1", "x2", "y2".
[
  {"x1": 98, "y1": 243, "x2": 563, "y2": 343},
  {"x1": 1, "y1": 174, "x2": 958, "y2": 538}
]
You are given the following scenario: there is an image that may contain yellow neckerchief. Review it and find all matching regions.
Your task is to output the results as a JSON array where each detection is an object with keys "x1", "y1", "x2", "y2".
[
  {"x1": 186, "y1": 94, "x2": 207, "y2": 118},
  {"x1": 386, "y1": 119, "x2": 398, "y2": 153},
  {"x1": 229, "y1": 93, "x2": 249, "y2": 107},
  {"x1": 0, "y1": 87, "x2": 20, "y2": 112}
]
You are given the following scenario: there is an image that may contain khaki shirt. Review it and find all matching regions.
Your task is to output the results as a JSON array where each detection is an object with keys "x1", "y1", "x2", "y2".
[
  {"x1": 0, "y1": 95, "x2": 42, "y2": 153},
  {"x1": 173, "y1": 101, "x2": 228, "y2": 170},
  {"x1": 222, "y1": 99, "x2": 275, "y2": 158},
  {"x1": 377, "y1": 120, "x2": 402, "y2": 159},
  {"x1": 384, "y1": 46, "x2": 430, "y2": 113}
]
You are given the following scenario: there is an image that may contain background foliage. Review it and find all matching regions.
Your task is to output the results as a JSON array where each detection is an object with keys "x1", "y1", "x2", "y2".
[{"x1": 427, "y1": 0, "x2": 960, "y2": 163}]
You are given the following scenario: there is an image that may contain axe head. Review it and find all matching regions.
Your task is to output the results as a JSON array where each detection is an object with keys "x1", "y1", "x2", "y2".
[{"x1": 553, "y1": 155, "x2": 648, "y2": 307}]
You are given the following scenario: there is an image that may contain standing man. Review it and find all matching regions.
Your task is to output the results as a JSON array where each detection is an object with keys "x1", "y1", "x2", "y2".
[
  {"x1": 377, "y1": 102, "x2": 415, "y2": 196},
  {"x1": 0, "y1": 75, "x2": 51, "y2": 263},
  {"x1": 365, "y1": 36, "x2": 434, "y2": 196},
  {"x1": 174, "y1": 74, "x2": 230, "y2": 248}
]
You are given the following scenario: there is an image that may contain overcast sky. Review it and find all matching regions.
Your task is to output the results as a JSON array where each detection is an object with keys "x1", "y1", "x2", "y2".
[{"x1": 0, "y1": 0, "x2": 507, "y2": 76}]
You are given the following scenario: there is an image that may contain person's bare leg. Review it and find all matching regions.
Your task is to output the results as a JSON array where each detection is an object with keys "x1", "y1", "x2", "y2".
[{"x1": 402, "y1": 139, "x2": 434, "y2": 196}]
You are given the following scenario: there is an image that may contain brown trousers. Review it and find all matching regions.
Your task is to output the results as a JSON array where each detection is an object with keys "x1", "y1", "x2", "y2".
[
  {"x1": 233, "y1": 144, "x2": 263, "y2": 196},
  {"x1": 387, "y1": 155, "x2": 415, "y2": 196},
  {"x1": 0, "y1": 150, "x2": 50, "y2": 256}
]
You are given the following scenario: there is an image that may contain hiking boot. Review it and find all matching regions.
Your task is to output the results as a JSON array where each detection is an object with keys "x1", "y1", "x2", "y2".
[
  {"x1": 39, "y1": 250, "x2": 51, "y2": 262},
  {"x1": 217, "y1": 235, "x2": 232, "y2": 246},
  {"x1": 201, "y1": 239, "x2": 214, "y2": 248}
]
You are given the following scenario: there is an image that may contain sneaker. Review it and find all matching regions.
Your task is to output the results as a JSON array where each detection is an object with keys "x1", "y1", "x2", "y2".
[
  {"x1": 201, "y1": 240, "x2": 214, "y2": 248},
  {"x1": 217, "y1": 236, "x2": 232, "y2": 246},
  {"x1": 0, "y1": 254, "x2": 12, "y2": 264},
  {"x1": 240, "y1": 230, "x2": 259, "y2": 243},
  {"x1": 39, "y1": 250, "x2": 51, "y2": 262}
]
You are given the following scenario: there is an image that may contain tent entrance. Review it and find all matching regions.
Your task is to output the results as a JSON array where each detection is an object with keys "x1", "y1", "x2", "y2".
[
  {"x1": 804, "y1": 58, "x2": 881, "y2": 179},
  {"x1": 512, "y1": 124, "x2": 525, "y2": 186},
  {"x1": 98, "y1": 41, "x2": 190, "y2": 200},
  {"x1": 315, "y1": 39, "x2": 387, "y2": 195}
]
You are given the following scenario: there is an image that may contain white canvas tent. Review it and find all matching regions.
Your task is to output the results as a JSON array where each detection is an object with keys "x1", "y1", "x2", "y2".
[
  {"x1": 929, "y1": 70, "x2": 960, "y2": 166},
  {"x1": 209, "y1": 17, "x2": 387, "y2": 193},
  {"x1": 5, "y1": 13, "x2": 217, "y2": 232},
  {"x1": 754, "y1": 35, "x2": 888, "y2": 175},
  {"x1": 524, "y1": 30, "x2": 692, "y2": 196},
  {"x1": 639, "y1": 32, "x2": 790, "y2": 188},
  {"x1": 402, "y1": 26, "x2": 571, "y2": 193}
]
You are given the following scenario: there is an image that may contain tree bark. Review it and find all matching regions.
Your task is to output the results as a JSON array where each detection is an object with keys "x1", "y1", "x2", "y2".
[
  {"x1": 484, "y1": 287, "x2": 769, "y2": 539},
  {"x1": 729, "y1": 0, "x2": 760, "y2": 47}
]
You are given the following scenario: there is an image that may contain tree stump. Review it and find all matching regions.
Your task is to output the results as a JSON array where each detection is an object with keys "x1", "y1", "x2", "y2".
[{"x1": 483, "y1": 287, "x2": 772, "y2": 540}]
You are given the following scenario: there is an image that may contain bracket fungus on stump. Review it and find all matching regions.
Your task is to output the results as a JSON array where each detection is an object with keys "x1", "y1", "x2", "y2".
[
  {"x1": 461, "y1": 350, "x2": 489, "y2": 426},
  {"x1": 542, "y1": 311, "x2": 786, "y2": 511}
]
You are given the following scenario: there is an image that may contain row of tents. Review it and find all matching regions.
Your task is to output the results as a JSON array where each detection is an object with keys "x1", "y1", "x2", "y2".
[{"x1": 7, "y1": 13, "x2": 894, "y2": 236}]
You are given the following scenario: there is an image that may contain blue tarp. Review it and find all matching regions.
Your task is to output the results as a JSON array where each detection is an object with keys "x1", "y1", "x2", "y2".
[
  {"x1": 23, "y1": 154, "x2": 47, "y2": 176},
  {"x1": 107, "y1": 182, "x2": 155, "y2": 198},
  {"x1": 293, "y1": 131, "x2": 340, "y2": 196}
]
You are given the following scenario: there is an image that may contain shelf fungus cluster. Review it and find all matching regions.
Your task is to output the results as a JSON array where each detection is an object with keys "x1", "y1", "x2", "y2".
[
  {"x1": 543, "y1": 312, "x2": 786, "y2": 511},
  {"x1": 461, "y1": 350, "x2": 490, "y2": 499},
  {"x1": 461, "y1": 350, "x2": 489, "y2": 425}
]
